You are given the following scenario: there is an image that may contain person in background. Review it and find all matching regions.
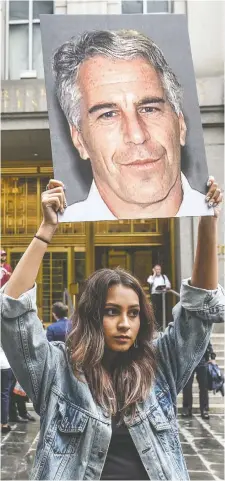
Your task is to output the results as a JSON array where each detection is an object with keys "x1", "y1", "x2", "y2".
[
  {"x1": 182, "y1": 341, "x2": 215, "y2": 419},
  {"x1": 46, "y1": 302, "x2": 71, "y2": 342},
  {"x1": 9, "y1": 374, "x2": 36, "y2": 423},
  {"x1": 147, "y1": 265, "x2": 171, "y2": 330},
  {"x1": 0, "y1": 249, "x2": 12, "y2": 288},
  {"x1": 1, "y1": 346, "x2": 13, "y2": 433}
]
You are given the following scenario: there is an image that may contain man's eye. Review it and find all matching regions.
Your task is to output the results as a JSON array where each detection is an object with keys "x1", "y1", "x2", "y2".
[
  {"x1": 139, "y1": 106, "x2": 160, "y2": 114},
  {"x1": 99, "y1": 111, "x2": 117, "y2": 119}
]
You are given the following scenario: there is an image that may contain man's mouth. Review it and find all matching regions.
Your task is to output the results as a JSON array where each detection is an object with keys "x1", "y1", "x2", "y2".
[{"x1": 122, "y1": 157, "x2": 162, "y2": 168}]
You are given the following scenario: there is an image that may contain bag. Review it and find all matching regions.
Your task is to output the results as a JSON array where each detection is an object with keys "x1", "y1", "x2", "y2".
[
  {"x1": 207, "y1": 362, "x2": 224, "y2": 395},
  {"x1": 13, "y1": 380, "x2": 27, "y2": 397}
]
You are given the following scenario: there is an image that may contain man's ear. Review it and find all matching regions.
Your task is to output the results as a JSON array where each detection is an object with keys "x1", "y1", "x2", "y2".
[
  {"x1": 70, "y1": 125, "x2": 89, "y2": 160},
  {"x1": 178, "y1": 113, "x2": 187, "y2": 147}
]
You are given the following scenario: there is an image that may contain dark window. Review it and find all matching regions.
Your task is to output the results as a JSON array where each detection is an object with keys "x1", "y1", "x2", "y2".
[
  {"x1": 122, "y1": 1, "x2": 143, "y2": 14},
  {"x1": 147, "y1": 1, "x2": 169, "y2": 13},
  {"x1": 122, "y1": 1, "x2": 169, "y2": 14}
]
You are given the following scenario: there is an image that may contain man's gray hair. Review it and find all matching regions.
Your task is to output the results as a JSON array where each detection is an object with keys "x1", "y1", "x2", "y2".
[{"x1": 52, "y1": 29, "x2": 183, "y2": 128}]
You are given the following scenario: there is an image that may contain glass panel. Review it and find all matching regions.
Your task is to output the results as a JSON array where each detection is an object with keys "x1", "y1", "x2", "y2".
[
  {"x1": 9, "y1": 24, "x2": 28, "y2": 79},
  {"x1": 95, "y1": 220, "x2": 131, "y2": 235},
  {"x1": 147, "y1": 1, "x2": 169, "y2": 12},
  {"x1": 33, "y1": 24, "x2": 44, "y2": 78},
  {"x1": 122, "y1": 1, "x2": 143, "y2": 14},
  {"x1": 133, "y1": 250, "x2": 152, "y2": 285},
  {"x1": 9, "y1": 1, "x2": 29, "y2": 20},
  {"x1": 133, "y1": 219, "x2": 157, "y2": 233},
  {"x1": 42, "y1": 252, "x2": 68, "y2": 323},
  {"x1": 10, "y1": 252, "x2": 23, "y2": 271},
  {"x1": 1, "y1": 177, "x2": 38, "y2": 234},
  {"x1": 33, "y1": 1, "x2": 53, "y2": 19},
  {"x1": 74, "y1": 252, "x2": 86, "y2": 283}
]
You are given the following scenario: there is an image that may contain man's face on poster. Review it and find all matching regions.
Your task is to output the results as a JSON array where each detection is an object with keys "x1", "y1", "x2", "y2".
[{"x1": 71, "y1": 55, "x2": 186, "y2": 208}]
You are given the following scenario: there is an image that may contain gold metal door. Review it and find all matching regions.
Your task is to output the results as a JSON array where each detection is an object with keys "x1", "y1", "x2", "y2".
[
  {"x1": 10, "y1": 249, "x2": 70, "y2": 323},
  {"x1": 108, "y1": 249, "x2": 131, "y2": 271}
]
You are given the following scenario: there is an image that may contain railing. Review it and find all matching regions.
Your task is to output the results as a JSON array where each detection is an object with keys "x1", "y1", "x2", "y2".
[{"x1": 63, "y1": 288, "x2": 75, "y2": 317}]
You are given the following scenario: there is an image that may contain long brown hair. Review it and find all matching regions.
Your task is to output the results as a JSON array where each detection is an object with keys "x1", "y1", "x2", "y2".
[{"x1": 66, "y1": 268, "x2": 156, "y2": 423}]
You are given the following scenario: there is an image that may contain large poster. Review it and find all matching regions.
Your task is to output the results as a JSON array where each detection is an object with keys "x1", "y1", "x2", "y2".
[{"x1": 41, "y1": 14, "x2": 213, "y2": 222}]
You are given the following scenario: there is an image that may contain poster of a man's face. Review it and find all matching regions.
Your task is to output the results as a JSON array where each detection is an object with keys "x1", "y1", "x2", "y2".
[{"x1": 41, "y1": 14, "x2": 213, "y2": 222}]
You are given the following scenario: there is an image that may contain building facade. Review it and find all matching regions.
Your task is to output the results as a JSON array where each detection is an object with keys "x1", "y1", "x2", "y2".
[{"x1": 1, "y1": 0, "x2": 224, "y2": 322}]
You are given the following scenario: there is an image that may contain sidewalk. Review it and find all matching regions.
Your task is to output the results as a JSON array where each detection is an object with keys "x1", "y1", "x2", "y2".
[{"x1": 1, "y1": 413, "x2": 224, "y2": 480}]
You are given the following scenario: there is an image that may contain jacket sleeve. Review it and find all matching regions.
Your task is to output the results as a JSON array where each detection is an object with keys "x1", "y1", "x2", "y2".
[
  {"x1": 0, "y1": 284, "x2": 65, "y2": 416},
  {"x1": 154, "y1": 279, "x2": 225, "y2": 396}
]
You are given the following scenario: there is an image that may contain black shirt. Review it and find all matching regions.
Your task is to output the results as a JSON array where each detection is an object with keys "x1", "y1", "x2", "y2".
[{"x1": 101, "y1": 417, "x2": 149, "y2": 480}]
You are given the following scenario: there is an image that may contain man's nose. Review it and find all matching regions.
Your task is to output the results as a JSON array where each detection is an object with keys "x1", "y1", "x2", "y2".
[{"x1": 123, "y1": 112, "x2": 148, "y2": 145}]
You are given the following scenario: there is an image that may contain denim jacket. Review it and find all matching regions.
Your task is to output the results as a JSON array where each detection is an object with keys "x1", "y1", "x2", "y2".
[{"x1": 1, "y1": 280, "x2": 224, "y2": 480}]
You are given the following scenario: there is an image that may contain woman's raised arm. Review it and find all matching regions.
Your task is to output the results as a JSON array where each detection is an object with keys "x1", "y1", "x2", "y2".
[
  {"x1": 4, "y1": 180, "x2": 66, "y2": 299},
  {"x1": 191, "y1": 177, "x2": 222, "y2": 290}
]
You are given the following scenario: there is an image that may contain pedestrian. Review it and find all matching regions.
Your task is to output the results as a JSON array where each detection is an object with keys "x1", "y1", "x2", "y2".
[
  {"x1": 0, "y1": 346, "x2": 13, "y2": 434},
  {"x1": 0, "y1": 249, "x2": 12, "y2": 288},
  {"x1": 147, "y1": 265, "x2": 171, "y2": 330},
  {"x1": 9, "y1": 374, "x2": 36, "y2": 423},
  {"x1": 1, "y1": 176, "x2": 224, "y2": 481},
  {"x1": 46, "y1": 302, "x2": 71, "y2": 342},
  {"x1": 182, "y1": 341, "x2": 215, "y2": 419}
]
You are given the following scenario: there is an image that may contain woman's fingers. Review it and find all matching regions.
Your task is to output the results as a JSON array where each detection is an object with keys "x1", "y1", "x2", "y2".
[
  {"x1": 205, "y1": 176, "x2": 223, "y2": 218},
  {"x1": 42, "y1": 193, "x2": 63, "y2": 211},
  {"x1": 205, "y1": 177, "x2": 223, "y2": 207},
  {"x1": 46, "y1": 179, "x2": 65, "y2": 191},
  {"x1": 45, "y1": 182, "x2": 67, "y2": 212}
]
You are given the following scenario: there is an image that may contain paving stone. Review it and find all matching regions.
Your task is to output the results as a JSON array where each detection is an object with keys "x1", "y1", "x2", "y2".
[
  {"x1": 1, "y1": 442, "x2": 31, "y2": 456},
  {"x1": 210, "y1": 463, "x2": 225, "y2": 479},
  {"x1": 184, "y1": 454, "x2": 208, "y2": 471},
  {"x1": 194, "y1": 437, "x2": 223, "y2": 450},
  {"x1": 200, "y1": 449, "x2": 224, "y2": 464},
  {"x1": 181, "y1": 442, "x2": 196, "y2": 455},
  {"x1": 189, "y1": 471, "x2": 214, "y2": 480}
]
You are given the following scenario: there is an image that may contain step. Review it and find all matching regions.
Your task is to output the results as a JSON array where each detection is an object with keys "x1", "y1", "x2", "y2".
[
  {"x1": 190, "y1": 384, "x2": 224, "y2": 394},
  {"x1": 177, "y1": 405, "x2": 224, "y2": 414},
  {"x1": 177, "y1": 391, "x2": 224, "y2": 406},
  {"x1": 211, "y1": 324, "x2": 224, "y2": 334}
]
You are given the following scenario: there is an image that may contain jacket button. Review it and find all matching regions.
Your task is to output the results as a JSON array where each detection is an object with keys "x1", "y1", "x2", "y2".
[{"x1": 98, "y1": 451, "x2": 104, "y2": 458}]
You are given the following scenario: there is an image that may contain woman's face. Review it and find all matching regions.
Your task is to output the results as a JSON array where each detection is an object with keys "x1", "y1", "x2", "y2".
[{"x1": 103, "y1": 284, "x2": 141, "y2": 352}]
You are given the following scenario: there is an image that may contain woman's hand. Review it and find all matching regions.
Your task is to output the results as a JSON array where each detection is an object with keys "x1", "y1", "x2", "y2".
[
  {"x1": 41, "y1": 179, "x2": 67, "y2": 227},
  {"x1": 205, "y1": 176, "x2": 223, "y2": 218}
]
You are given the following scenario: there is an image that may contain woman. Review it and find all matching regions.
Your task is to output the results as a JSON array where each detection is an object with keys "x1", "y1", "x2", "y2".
[{"x1": 1, "y1": 177, "x2": 224, "y2": 481}]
